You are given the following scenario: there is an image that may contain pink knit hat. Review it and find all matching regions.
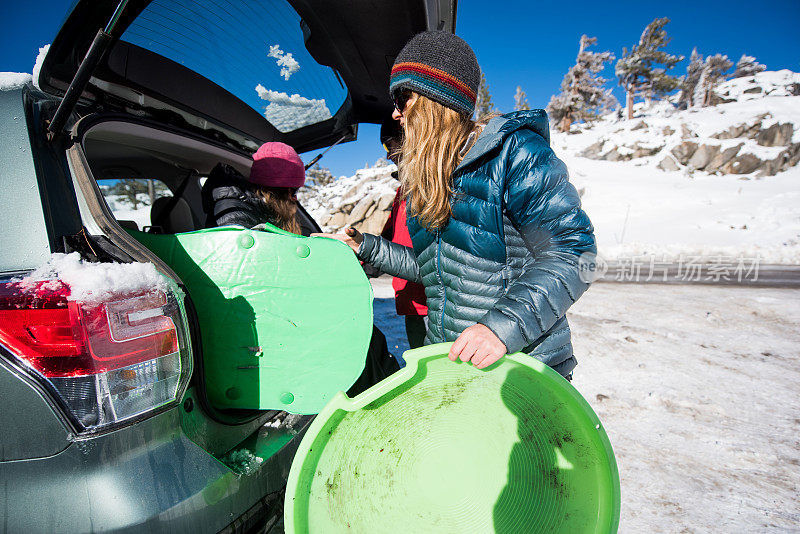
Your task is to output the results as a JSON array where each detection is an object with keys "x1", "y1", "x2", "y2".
[{"x1": 249, "y1": 142, "x2": 305, "y2": 188}]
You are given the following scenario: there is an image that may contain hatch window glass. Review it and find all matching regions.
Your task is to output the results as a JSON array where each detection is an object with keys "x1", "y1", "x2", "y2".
[
  {"x1": 120, "y1": 0, "x2": 347, "y2": 132},
  {"x1": 98, "y1": 178, "x2": 172, "y2": 231}
]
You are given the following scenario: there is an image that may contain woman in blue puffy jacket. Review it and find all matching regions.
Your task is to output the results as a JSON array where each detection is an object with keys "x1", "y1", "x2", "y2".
[{"x1": 319, "y1": 31, "x2": 596, "y2": 377}]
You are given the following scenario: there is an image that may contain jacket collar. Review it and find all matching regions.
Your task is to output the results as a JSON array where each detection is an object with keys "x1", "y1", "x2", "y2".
[{"x1": 455, "y1": 109, "x2": 551, "y2": 173}]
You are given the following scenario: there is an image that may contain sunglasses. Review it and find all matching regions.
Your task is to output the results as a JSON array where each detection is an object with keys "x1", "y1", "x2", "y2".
[{"x1": 392, "y1": 89, "x2": 412, "y2": 113}]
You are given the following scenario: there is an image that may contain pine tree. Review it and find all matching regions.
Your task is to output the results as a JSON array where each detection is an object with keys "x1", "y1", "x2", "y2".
[
  {"x1": 732, "y1": 54, "x2": 766, "y2": 78},
  {"x1": 678, "y1": 47, "x2": 704, "y2": 109},
  {"x1": 110, "y1": 179, "x2": 150, "y2": 209},
  {"x1": 695, "y1": 54, "x2": 733, "y2": 107},
  {"x1": 615, "y1": 17, "x2": 683, "y2": 119},
  {"x1": 513, "y1": 86, "x2": 530, "y2": 111},
  {"x1": 305, "y1": 163, "x2": 335, "y2": 187},
  {"x1": 475, "y1": 72, "x2": 496, "y2": 120},
  {"x1": 546, "y1": 35, "x2": 615, "y2": 133}
]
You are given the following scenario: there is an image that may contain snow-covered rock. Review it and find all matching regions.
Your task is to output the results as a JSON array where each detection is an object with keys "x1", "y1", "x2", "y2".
[{"x1": 299, "y1": 161, "x2": 399, "y2": 234}]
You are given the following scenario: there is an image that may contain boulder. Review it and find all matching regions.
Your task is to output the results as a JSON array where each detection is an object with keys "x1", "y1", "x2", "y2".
[
  {"x1": 712, "y1": 124, "x2": 747, "y2": 140},
  {"x1": 670, "y1": 141, "x2": 699, "y2": 165},
  {"x1": 631, "y1": 120, "x2": 648, "y2": 131},
  {"x1": 632, "y1": 145, "x2": 663, "y2": 158},
  {"x1": 782, "y1": 143, "x2": 800, "y2": 171},
  {"x1": 602, "y1": 147, "x2": 622, "y2": 161},
  {"x1": 327, "y1": 212, "x2": 347, "y2": 229},
  {"x1": 358, "y1": 209, "x2": 391, "y2": 235},
  {"x1": 377, "y1": 193, "x2": 396, "y2": 212},
  {"x1": 657, "y1": 156, "x2": 680, "y2": 172},
  {"x1": 680, "y1": 124, "x2": 697, "y2": 139},
  {"x1": 579, "y1": 141, "x2": 604, "y2": 159},
  {"x1": 348, "y1": 196, "x2": 373, "y2": 223},
  {"x1": 705, "y1": 144, "x2": 743, "y2": 173},
  {"x1": 755, "y1": 122, "x2": 794, "y2": 147},
  {"x1": 743, "y1": 86, "x2": 762, "y2": 94},
  {"x1": 662, "y1": 126, "x2": 675, "y2": 136},
  {"x1": 687, "y1": 144, "x2": 721, "y2": 170},
  {"x1": 720, "y1": 154, "x2": 762, "y2": 175}
]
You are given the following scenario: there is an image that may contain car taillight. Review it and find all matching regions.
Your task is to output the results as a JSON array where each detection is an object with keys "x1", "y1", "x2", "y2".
[{"x1": 0, "y1": 277, "x2": 192, "y2": 434}]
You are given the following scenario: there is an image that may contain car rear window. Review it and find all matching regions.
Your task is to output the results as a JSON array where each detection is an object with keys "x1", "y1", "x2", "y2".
[
  {"x1": 120, "y1": 0, "x2": 347, "y2": 133},
  {"x1": 98, "y1": 178, "x2": 172, "y2": 231}
]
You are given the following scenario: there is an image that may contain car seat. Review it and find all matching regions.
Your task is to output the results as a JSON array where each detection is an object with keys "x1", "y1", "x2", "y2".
[{"x1": 151, "y1": 196, "x2": 196, "y2": 233}]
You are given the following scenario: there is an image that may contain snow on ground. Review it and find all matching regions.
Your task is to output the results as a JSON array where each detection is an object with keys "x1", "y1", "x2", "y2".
[
  {"x1": 561, "y1": 157, "x2": 800, "y2": 264},
  {"x1": 550, "y1": 70, "x2": 800, "y2": 265},
  {"x1": 569, "y1": 283, "x2": 800, "y2": 532},
  {"x1": 371, "y1": 276, "x2": 800, "y2": 532}
]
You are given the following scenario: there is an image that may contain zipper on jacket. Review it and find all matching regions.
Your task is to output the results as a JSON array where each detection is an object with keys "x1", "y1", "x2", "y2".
[{"x1": 436, "y1": 230, "x2": 447, "y2": 339}]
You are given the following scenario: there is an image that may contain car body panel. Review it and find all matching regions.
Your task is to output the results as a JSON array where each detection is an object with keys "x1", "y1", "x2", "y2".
[
  {"x1": 0, "y1": 401, "x2": 312, "y2": 533},
  {"x1": 0, "y1": 352, "x2": 71, "y2": 461},
  {"x1": 0, "y1": 89, "x2": 52, "y2": 271}
]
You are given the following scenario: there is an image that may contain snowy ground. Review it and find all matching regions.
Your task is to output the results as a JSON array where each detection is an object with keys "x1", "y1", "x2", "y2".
[{"x1": 371, "y1": 276, "x2": 800, "y2": 532}]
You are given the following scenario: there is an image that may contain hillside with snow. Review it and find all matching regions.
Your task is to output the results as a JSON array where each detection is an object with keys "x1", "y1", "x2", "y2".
[
  {"x1": 300, "y1": 70, "x2": 800, "y2": 265},
  {"x1": 552, "y1": 70, "x2": 800, "y2": 264}
]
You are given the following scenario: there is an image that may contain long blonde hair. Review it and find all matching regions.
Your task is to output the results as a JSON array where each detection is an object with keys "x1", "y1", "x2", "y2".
[{"x1": 399, "y1": 94, "x2": 475, "y2": 231}]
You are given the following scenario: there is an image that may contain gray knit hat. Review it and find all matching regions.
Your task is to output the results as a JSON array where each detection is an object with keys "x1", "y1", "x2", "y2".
[{"x1": 389, "y1": 31, "x2": 480, "y2": 116}]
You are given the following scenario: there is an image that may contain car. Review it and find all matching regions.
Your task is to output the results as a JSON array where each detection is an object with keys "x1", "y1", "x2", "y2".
[{"x1": 0, "y1": 1, "x2": 455, "y2": 532}]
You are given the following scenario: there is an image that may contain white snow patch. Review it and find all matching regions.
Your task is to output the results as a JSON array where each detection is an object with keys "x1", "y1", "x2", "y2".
[
  {"x1": 32, "y1": 44, "x2": 50, "y2": 90},
  {"x1": 19, "y1": 253, "x2": 168, "y2": 304},
  {"x1": 0, "y1": 72, "x2": 32, "y2": 91},
  {"x1": 267, "y1": 44, "x2": 300, "y2": 81},
  {"x1": 255, "y1": 84, "x2": 331, "y2": 132},
  {"x1": 222, "y1": 448, "x2": 264, "y2": 476}
]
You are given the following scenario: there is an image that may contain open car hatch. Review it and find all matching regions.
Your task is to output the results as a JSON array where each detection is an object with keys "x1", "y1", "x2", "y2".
[{"x1": 39, "y1": 0, "x2": 456, "y2": 153}]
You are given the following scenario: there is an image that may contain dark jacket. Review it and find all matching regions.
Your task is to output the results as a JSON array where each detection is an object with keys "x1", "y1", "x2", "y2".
[
  {"x1": 201, "y1": 163, "x2": 272, "y2": 229},
  {"x1": 357, "y1": 110, "x2": 596, "y2": 376}
]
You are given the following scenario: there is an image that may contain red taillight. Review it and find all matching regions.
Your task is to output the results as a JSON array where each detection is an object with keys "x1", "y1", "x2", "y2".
[
  {"x1": 0, "y1": 284, "x2": 178, "y2": 377},
  {"x1": 0, "y1": 274, "x2": 192, "y2": 434}
]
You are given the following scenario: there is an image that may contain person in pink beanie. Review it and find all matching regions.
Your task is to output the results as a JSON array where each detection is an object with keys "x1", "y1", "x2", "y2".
[{"x1": 202, "y1": 141, "x2": 306, "y2": 234}]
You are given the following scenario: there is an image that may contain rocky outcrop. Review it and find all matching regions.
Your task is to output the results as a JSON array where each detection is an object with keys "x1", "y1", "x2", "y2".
[{"x1": 303, "y1": 163, "x2": 399, "y2": 234}]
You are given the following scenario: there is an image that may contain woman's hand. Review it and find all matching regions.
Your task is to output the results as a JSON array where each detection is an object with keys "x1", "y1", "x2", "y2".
[
  {"x1": 448, "y1": 324, "x2": 507, "y2": 369},
  {"x1": 311, "y1": 227, "x2": 363, "y2": 253}
]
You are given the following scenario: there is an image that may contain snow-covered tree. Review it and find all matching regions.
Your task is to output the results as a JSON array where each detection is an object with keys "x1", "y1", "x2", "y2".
[
  {"x1": 695, "y1": 54, "x2": 733, "y2": 107},
  {"x1": 615, "y1": 17, "x2": 683, "y2": 119},
  {"x1": 732, "y1": 54, "x2": 766, "y2": 78},
  {"x1": 475, "y1": 72, "x2": 496, "y2": 120},
  {"x1": 305, "y1": 163, "x2": 335, "y2": 187},
  {"x1": 513, "y1": 86, "x2": 530, "y2": 111},
  {"x1": 678, "y1": 48, "x2": 704, "y2": 109},
  {"x1": 547, "y1": 34, "x2": 615, "y2": 133}
]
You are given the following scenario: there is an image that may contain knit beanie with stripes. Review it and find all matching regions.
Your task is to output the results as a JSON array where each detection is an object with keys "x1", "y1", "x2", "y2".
[{"x1": 389, "y1": 30, "x2": 481, "y2": 116}]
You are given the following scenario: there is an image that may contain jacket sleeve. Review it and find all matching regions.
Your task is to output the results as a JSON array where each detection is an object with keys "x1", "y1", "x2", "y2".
[
  {"x1": 357, "y1": 233, "x2": 422, "y2": 284},
  {"x1": 479, "y1": 134, "x2": 596, "y2": 354}
]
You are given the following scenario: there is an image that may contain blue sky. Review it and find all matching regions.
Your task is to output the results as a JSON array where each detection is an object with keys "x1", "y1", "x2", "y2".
[{"x1": 2, "y1": 0, "x2": 799, "y2": 178}]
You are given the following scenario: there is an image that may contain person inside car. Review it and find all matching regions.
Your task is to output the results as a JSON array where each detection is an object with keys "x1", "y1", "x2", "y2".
[
  {"x1": 315, "y1": 30, "x2": 596, "y2": 378},
  {"x1": 202, "y1": 141, "x2": 305, "y2": 234}
]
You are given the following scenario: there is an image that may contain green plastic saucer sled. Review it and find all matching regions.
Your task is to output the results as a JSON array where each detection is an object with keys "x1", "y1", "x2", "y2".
[{"x1": 285, "y1": 343, "x2": 620, "y2": 534}]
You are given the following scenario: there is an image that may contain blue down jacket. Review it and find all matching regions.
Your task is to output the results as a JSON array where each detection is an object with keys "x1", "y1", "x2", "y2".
[{"x1": 357, "y1": 110, "x2": 596, "y2": 376}]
